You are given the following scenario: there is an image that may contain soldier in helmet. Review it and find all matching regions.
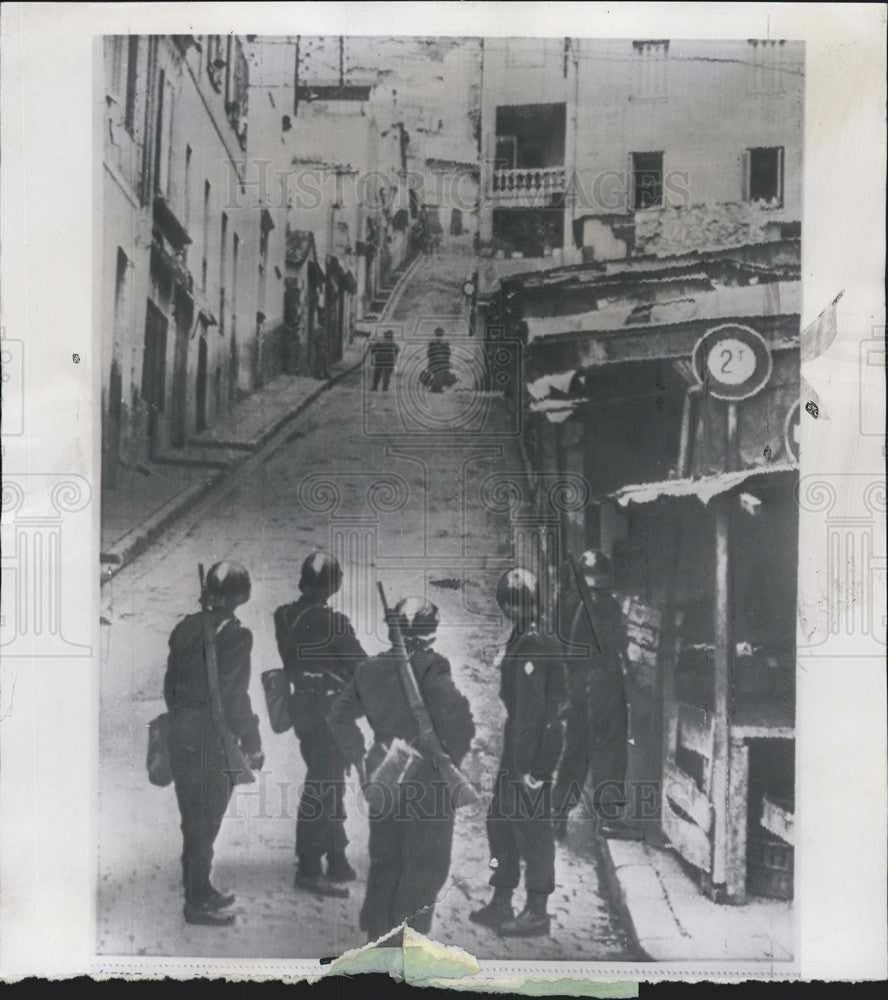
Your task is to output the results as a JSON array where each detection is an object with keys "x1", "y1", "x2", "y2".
[
  {"x1": 331, "y1": 596, "x2": 475, "y2": 943},
  {"x1": 163, "y1": 561, "x2": 264, "y2": 926},
  {"x1": 470, "y1": 568, "x2": 568, "y2": 937},
  {"x1": 552, "y1": 550, "x2": 633, "y2": 840},
  {"x1": 274, "y1": 552, "x2": 367, "y2": 896}
]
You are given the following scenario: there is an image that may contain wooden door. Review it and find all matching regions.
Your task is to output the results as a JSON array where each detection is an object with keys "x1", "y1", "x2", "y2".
[{"x1": 141, "y1": 299, "x2": 168, "y2": 460}]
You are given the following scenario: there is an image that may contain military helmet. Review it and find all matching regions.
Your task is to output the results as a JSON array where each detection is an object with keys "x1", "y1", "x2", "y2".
[
  {"x1": 496, "y1": 567, "x2": 538, "y2": 621},
  {"x1": 204, "y1": 560, "x2": 251, "y2": 609},
  {"x1": 579, "y1": 549, "x2": 614, "y2": 589},
  {"x1": 299, "y1": 550, "x2": 343, "y2": 598},
  {"x1": 393, "y1": 596, "x2": 440, "y2": 637}
]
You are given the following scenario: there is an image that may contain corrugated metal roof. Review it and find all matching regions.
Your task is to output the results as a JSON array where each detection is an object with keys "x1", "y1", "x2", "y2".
[{"x1": 526, "y1": 280, "x2": 800, "y2": 343}]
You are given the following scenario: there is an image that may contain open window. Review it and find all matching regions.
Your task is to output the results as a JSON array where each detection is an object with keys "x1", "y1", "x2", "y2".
[
  {"x1": 743, "y1": 147, "x2": 784, "y2": 206},
  {"x1": 632, "y1": 151, "x2": 663, "y2": 209}
]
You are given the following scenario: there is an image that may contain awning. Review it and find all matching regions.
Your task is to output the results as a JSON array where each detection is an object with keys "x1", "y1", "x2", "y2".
[
  {"x1": 609, "y1": 464, "x2": 797, "y2": 507},
  {"x1": 526, "y1": 280, "x2": 801, "y2": 344}
]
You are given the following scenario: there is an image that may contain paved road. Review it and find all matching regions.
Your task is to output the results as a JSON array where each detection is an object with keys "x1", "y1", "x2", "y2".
[{"x1": 98, "y1": 245, "x2": 636, "y2": 962}]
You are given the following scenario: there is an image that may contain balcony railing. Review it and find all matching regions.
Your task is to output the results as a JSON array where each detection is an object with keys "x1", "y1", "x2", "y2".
[{"x1": 491, "y1": 166, "x2": 567, "y2": 206}]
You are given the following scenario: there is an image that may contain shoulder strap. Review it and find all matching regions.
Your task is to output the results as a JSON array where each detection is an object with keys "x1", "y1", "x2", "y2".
[
  {"x1": 396, "y1": 653, "x2": 451, "y2": 760},
  {"x1": 287, "y1": 602, "x2": 321, "y2": 644},
  {"x1": 200, "y1": 610, "x2": 233, "y2": 735}
]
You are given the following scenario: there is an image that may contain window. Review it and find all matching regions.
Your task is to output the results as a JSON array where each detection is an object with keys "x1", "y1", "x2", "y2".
[
  {"x1": 113, "y1": 248, "x2": 129, "y2": 333},
  {"x1": 744, "y1": 147, "x2": 784, "y2": 205},
  {"x1": 183, "y1": 145, "x2": 192, "y2": 233},
  {"x1": 747, "y1": 39, "x2": 786, "y2": 95},
  {"x1": 632, "y1": 152, "x2": 663, "y2": 209},
  {"x1": 107, "y1": 37, "x2": 125, "y2": 99},
  {"x1": 495, "y1": 135, "x2": 518, "y2": 170},
  {"x1": 231, "y1": 232, "x2": 239, "y2": 337},
  {"x1": 219, "y1": 213, "x2": 228, "y2": 335},
  {"x1": 630, "y1": 40, "x2": 669, "y2": 100},
  {"x1": 124, "y1": 36, "x2": 139, "y2": 135},
  {"x1": 207, "y1": 35, "x2": 223, "y2": 91},
  {"x1": 225, "y1": 37, "x2": 249, "y2": 149},
  {"x1": 201, "y1": 181, "x2": 210, "y2": 292},
  {"x1": 258, "y1": 218, "x2": 270, "y2": 318},
  {"x1": 153, "y1": 71, "x2": 174, "y2": 196}
]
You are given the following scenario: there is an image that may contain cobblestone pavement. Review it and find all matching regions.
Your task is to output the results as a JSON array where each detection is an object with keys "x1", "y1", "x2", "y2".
[{"x1": 97, "y1": 244, "x2": 636, "y2": 962}]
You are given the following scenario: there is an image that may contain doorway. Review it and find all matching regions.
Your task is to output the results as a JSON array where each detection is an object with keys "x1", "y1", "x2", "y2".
[
  {"x1": 142, "y1": 299, "x2": 168, "y2": 460},
  {"x1": 171, "y1": 288, "x2": 193, "y2": 447},
  {"x1": 196, "y1": 334, "x2": 208, "y2": 432}
]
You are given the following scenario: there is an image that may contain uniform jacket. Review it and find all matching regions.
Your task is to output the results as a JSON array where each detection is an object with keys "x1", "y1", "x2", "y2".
[
  {"x1": 163, "y1": 611, "x2": 262, "y2": 754},
  {"x1": 427, "y1": 340, "x2": 451, "y2": 366},
  {"x1": 499, "y1": 626, "x2": 568, "y2": 780},
  {"x1": 566, "y1": 593, "x2": 628, "y2": 744},
  {"x1": 332, "y1": 647, "x2": 475, "y2": 777},
  {"x1": 369, "y1": 342, "x2": 399, "y2": 367},
  {"x1": 273, "y1": 596, "x2": 367, "y2": 698}
]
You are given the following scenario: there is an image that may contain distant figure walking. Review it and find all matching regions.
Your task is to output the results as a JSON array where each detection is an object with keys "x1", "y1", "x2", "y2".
[
  {"x1": 422, "y1": 327, "x2": 456, "y2": 393},
  {"x1": 369, "y1": 330, "x2": 399, "y2": 392}
]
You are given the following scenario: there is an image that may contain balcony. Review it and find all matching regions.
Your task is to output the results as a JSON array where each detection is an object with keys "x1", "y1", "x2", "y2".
[{"x1": 491, "y1": 166, "x2": 567, "y2": 208}]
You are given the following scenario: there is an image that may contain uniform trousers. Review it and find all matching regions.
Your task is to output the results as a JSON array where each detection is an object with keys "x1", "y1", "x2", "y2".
[
  {"x1": 486, "y1": 768, "x2": 556, "y2": 896},
  {"x1": 361, "y1": 783, "x2": 454, "y2": 939},
  {"x1": 372, "y1": 365, "x2": 394, "y2": 391},
  {"x1": 169, "y1": 711, "x2": 233, "y2": 905},
  {"x1": 293, "y1": 707, "x2": 348, "y2": 875}
]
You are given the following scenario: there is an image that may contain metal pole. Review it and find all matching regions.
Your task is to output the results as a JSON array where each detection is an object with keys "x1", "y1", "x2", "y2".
[
  {"x1": 710, "y1": 399, "x2": 739, "y2": 896},
  {"x1": 710, "y1": 494, "x2": 733, "y2": 893}
]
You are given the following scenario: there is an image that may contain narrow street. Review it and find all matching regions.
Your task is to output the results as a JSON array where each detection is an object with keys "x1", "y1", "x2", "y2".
[{"x1": 98, "y1": 246, "x2": 636, "y2": 962}]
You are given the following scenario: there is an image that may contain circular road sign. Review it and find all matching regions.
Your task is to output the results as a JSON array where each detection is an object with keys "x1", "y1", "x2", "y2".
[
  {"x1": 692, "y1": 323, "x2": 773, "y2": 401},
  {"x1": 784, "y1": 398, "x2": 800, "y2": 466}
]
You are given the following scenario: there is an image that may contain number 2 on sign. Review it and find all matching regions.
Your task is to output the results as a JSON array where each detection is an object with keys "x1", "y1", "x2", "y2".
[{"x1": 707, "y1": 338, "x2": 756, "y2": 386}]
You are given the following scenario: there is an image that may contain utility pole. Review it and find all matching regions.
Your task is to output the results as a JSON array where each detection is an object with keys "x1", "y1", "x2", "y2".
[{"x1": 339, "y1": 36, "x2": 344, "y2": 87}]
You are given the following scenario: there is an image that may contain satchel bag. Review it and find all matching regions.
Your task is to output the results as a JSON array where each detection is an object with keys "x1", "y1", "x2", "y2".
[
  {"x1": 146, "y1": 713, "x2": 173, "y2": 787},
  {"x1": 362, "y1": 737, "x2": 424, "y2": 817},
  {"x1": 262, "y1": 668, "x2": 293, "y2": 734}
]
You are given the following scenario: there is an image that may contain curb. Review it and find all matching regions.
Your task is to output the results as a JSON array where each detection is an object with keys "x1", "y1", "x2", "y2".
[
  {"x1": 377, "y1": 250, "x2": 423, "y2": 325},
  {"x1": 100, "y1": 356, "x2": 362, "y2": 586},
  {"x1": 592, "y1": 832, "x2": 653, "y2": 963}
]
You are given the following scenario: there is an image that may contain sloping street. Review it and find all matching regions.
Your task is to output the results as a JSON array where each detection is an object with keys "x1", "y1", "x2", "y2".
[{"x1": 97, "y1": 245, "x2": 636, "y2": 962}]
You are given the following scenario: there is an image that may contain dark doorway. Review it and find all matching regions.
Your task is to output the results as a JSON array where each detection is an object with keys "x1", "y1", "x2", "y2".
[
  {"x1": 450, "y1": 207, "x2": 463, "y2": 236},
  {"x1": 102, "y1": 359, "x2": 123, "y2": 489},
  {"x1": 141, "y1": 299, "x2": 168, "y2": 460},
  {"x1": 632, "y1": 152, "x2": 663, "y2": 209},
  {"x1": 196, "y1": 334, "x2": 208, "y2": 432},
  {"x1": 170, "y1": 288, "x2": 193, "y2": 447}
]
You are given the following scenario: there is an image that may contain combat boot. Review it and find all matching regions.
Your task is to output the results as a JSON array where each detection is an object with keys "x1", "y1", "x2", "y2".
[
  {"x1": 469, "y1": 888, "x2": 514, "y2": 928},
  {"x1": 184, "y1": 901, "x2": 236, "y2": 927},
  {"x1": 205, "y1": 885, "x2": 236, "y2": 909},
  {"x1": 498, "y1": 891, "x2": 551, "y2": 937},
  {"x1": 326, "y1": 854, "x2": 358, "y2": 884},
  {"x1": 294, "y1": 868, "x2": 350, "y2": 899}
]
